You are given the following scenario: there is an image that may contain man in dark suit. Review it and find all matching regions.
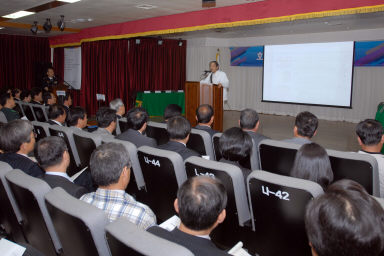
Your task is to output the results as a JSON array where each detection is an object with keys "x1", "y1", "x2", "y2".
[
  {"x1": 58, "y1": 92, "x2": 72, "y2": 118},
  {"x1": 116, "y1": 107, "x2": 156, "y2": 148},
  {"x1": 239, "y1": 108, "x2": 269, "y2": 152},
  {"x1": 43, "y1": 91, "x2": 57, "y2": 106},
  {"x1": 195, "y1": 104, "x2": 218, "y2": 138},
  {"x1": 283, "y1": 111, "x2": 318, "y2": 145},
  {"x1": 67, "y1": 106, "x2": 88, "y2": 130},
  {"x1": 47, "y1": 104, "x2": 66, "y2": 126},
  {"x1": 158, "y1": 116, "x2": 200, "y2": 160},
  {"x1": 36, "y1": 136, "x2": 88, "y2": 198},
  {"x1": 149, "y1": 176, "x2": 229, "y2": 256},
  {"x1": 42, "y1": 67, "x2": 58, "y2": 91},
  {"x1": 0, "y1": 120, "x2": 44, "y2": 177},
  {"x1": 30, "y1": 87, "x2": 43, "y2": 105},
  {"x1": 0, "y1": 93, "x2": 20, "y2": 121}
]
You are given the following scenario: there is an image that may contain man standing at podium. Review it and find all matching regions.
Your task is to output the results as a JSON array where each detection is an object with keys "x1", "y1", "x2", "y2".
[
  {"x1": 200, "y1": 61, "x2": 229, "y2": 104},
  {"x1": 42, "y1": 67, "x2": 58, "y2": 91}
]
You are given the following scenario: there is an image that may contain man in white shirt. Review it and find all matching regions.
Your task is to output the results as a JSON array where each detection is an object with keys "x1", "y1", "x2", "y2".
[
  {"x1": 200, "y1": 61, "x2": 229, "y2": 103},
  {"x1": 356, "y1": 119, "x2": 384, "y2": 197}
]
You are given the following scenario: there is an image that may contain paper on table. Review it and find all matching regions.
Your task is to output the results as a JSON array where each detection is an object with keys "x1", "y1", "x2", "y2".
[{"x1": 0, "y1": 238, "x2": 26, "y2": 256}]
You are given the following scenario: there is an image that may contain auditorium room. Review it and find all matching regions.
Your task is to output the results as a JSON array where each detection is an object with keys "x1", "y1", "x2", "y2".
[{"x1": 1, "y1": 0, "x2": 384, "y2": 255}]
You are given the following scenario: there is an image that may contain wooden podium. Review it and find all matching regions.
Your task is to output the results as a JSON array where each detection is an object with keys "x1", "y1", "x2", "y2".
[
  {"x1": 50, "y1": 83, "x2": 68, "y2": 97},
  {"x1": 185, "y1": 81, "x2": 223, "y2": 132}
]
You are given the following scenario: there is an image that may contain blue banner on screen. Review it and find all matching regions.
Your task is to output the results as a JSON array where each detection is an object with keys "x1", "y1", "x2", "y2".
[
  {"x1": 354, "y1": 41, "x2": 384, "y2": 66},
  {"x1": 230, "y1": 46, "x2": 264, "y2": 66}
]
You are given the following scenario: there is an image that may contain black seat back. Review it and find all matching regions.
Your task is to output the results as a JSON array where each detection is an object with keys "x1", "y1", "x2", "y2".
[
  {"x1": 119, "y1": 118, "x2": 130, "y2": 133},
  {"x1": 32, "y1": 121, "x2": 50, "y2": 142},
  {"x1": 73, "y1": 133, "x2": 98, "y2": 168},
  {"x1": 22, "y1": 104, "x2": 35, "y2": 121},
  {"x1": 145, "y1": 122, "x2": 169, "y2": 145},
  {"x1": 212, "y1": 133, "x2": 222, "y2": 161},
  {"x1": 137, "y1": 146, "x2": 186, "y2": 222},
  {"x1": 247, "y1": 171, "x2": 323, "y2": 256},
  {"x1": 32, "y1": 106, "x2": 47, "y2": 122}
]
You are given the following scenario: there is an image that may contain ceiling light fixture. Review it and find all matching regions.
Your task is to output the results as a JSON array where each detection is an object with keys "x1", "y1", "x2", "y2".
[
  {"x1": 57, "y1": 15, "x2": 65, "y2": 31},
  {"x1": 30, "y1": 21, "x2": 38, "y2": 35},
  {"x1": 43, "y1": 18, "x2": 52, "y2": 33},
  {"x1": 2, "y1": 11, "x2": 35, "y2": 19},
  {"x1": 57, "y1": 0, "x2": 82, "y2": 3},
  {"x1": 0, "y1": 27, "x2": 4, "y2": 30}
]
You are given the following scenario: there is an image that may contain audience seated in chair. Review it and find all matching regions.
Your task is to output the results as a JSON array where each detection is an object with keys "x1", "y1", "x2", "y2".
[
  {"x1": 67, "y1": 106, "x2": 88, "y2": 130},
  {"x1": 0, "y1": 93, "x2": 20, "y2": 121},
  {"x1": 43, "y1": 91, "x2": 57, "y2": 106},
  {"x1": 80, "y1": 142, "x2": 156, "y2": 228},
  {"x1": 92, "y1": 107, "x2": 116, "y2": 137},
  {"x1": 164, "y1": 104, "x2": 182, "y2": 122},
  {"x1": 158, "y1": 116, "x2": 200, "y2": 160},
  {"x1": 283, "y1": 111, "x2": 318, "y2": 145},
  {"x1": 356, "y1": 119, "x2": 384, "y2": 197},
  {"x1": 0, "y1": 120, "x2": 44, "y2": 177},
  {"x1": 30, "y1": 87, "x2": 43, "y2": 105},
  {"x1": 195, "y1": 104, "x2": 218, "y2": 137},
  {"x1": 12, "y1": 88, "x2": 21, "y2": 101},
  {"x1": 290, "y1": 143, "x2": 334, "y2": 190},
  {"x1": 20, "y1": 90, "x2": 32, "y2": 103},
  {"x1": 47, "y1": 104, "x2": 66, "y2": 126},
  {"x1": 116, "y1": 107, "x2": 156, "y2": 147},
  {"x1": 109, "y1": 98, "x2": 126, "y2": 119},
  {"x1": 149, "y1": 176, "x2": 229, "y2": 256},
  {"x1": 219, "y1": 127, "x2": 252, "y2": 184},
  {"x1": 58, "y1": 92, "x2": 72, "y2": 115},
  {"x1": 239, "y1": 108, "x2": 269, "y2": 150},
  {"x1": 305, "y1": 179, "x2": 384, "y2": 256},
  {"x1": 36, "y1": 136, "x2": 88, "y2": 198}
]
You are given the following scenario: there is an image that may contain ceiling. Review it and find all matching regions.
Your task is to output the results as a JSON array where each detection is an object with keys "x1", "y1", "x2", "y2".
[{"x1": 0, "y1": 0, "x2": 263, "y2": 36}]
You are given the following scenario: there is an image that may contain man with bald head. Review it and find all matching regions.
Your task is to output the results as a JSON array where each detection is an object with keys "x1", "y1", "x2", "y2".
[
  {"x1": 149, "y1": 176, "x2": 229, "y2": 256},
  {"x1": 195, "y1": 104, "x2": 218, "y2": 138}
]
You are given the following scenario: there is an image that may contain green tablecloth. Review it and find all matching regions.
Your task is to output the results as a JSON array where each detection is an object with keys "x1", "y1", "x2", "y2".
[
  {"x1": 135, "y1": 91, "x2": 185, "y2": 117},
  {"x1": 375, "y1": 103, "x2": 384, "y2": 154}
]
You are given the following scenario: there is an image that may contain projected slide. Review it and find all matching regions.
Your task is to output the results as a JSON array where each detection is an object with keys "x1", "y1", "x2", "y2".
[{"x1": 263, "y1": 41, "x2": 354, "y2": 107}]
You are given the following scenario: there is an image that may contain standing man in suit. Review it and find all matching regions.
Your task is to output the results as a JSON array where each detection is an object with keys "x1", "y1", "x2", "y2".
[
  {"x1": 36, "y1": 136, "x2": 88, "y2": 198},
  {"x1": 109, "y1": 98, "x2": 126, "y2": 119},
  {"x1": 47, "y1": 104, "x2": 66, "y2": 126},
  {"x1": 158, "y1": 116, "x2": 200, "y2": 160},
  {"x1": 0, "y1": 93, "x2": 20, "y2": 121},
  {"x1": 283, "y1": 111, "x2": 318, "y2": 145},
  {"x1": 149, "y1": 176, "x2": 229, "y2": 256},
  {"x1": 42, "y1": 67, "x2": 58, "y2": 91},
  {"x1": 30, "y1": 87, "x2": 43, "y2": 105},
  {"x1": 239, "y1": 108, "x2": 269, "y2": 149},
  {"x1": 92, "y1": 107, "x2": 116, "y2": 138},
  {"x1": 195, "y1": 104, "x2": 218, "y2": 138},
  {"x1": 67, "y1": 107, "x2": 88, "y2": 130},
  {"x1": 0, "y1": 120, "x2": 44, "y2": 177},
  {"x1": 116, "y1": 107, "x2": 156, "y2": 148},
  {"x1": 200, "y1": 61, "x2": 229, "y2": 104}
]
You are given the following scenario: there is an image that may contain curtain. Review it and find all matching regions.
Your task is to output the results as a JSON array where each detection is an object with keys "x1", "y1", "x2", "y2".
[
  {"x1": 0, "y1": 34, "x2": 50, "y2": 90},
  {"x1": 53, "y1": 47, "x2": 64, "y2": 83}
]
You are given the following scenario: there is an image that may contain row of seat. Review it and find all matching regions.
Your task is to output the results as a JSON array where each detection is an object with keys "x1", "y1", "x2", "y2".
[
  {"x1": 0, "y1": 162, "x2": 194, "y2": 256},
  {"x1": 15, "y1": 101, "x2": 49, "y2": 122}
]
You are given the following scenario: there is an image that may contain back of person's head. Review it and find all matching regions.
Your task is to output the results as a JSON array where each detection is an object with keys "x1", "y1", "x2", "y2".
[
  {"x1": 43, "y1": 92, "x2": 54, "y2": 105},
  {"x1": 295, "y1": 111, "x2": 318, "y2": 138},
  {"x1": 12, "y1": 88, "x2": 20, "y2": 98},
  {"x1": 356, "y1": 119, "x2": 383, "y2": 146},
  {"x1": 58, "y1": 92, "x2": 72, "y2": 105},
  {"x1": 0, "y1": 120, "x2": 34, "y2": 153},
  {"x1": 219, "y1": 127, "x2": 252, "y2": 161},
  {"x1": 20, "y1": 90, "x2": 31, "y2": 101},
  {"x1": 96, "y1": 107, "x2": 116, "y2": 128},
  {"x1": 90, "y1": 142, "x2": 131, "y2": 187},
  {"x1": 167, "y1": 116, "x2": 191, "y2": 140},
  {"x1": 305, "y1": 179, "x2": 384, "y2": 256},
  {"x1": 30, "y1": 87, "x2": 42, "y2": 100},
  {"x1": 109, "y1": 98, "x2": 124, "y2": 112},
  {"x1": 127, "y1": 107, "x2": 148, "y2": 130},
  {"x1": 177, "y1": 176, "x2": 227, "y2": 231},
  {"x1": 240, "y1": 108, "x2": 259, "y2": 129},
  {"x1": 35, "y1": 136, "x2": 68, "y2": 170},
  {"x1": 164, "y1": 104, "x2": 182, "y2": 121},
  {"x1": 0, "y1": 93, "x2": 12, "y2": 107},
  {"x1": 67, "y1": 107, "x2": 87, "y2": 127},
  {"x1": 291, "y1": 143, "x2": 333, "y2": 189},
  {"x1": 48, "y1": 104, "x2": 65, "y2": 120},
  {"x1": 196, "y1": 104, "x2": 214, "y2": 124}
]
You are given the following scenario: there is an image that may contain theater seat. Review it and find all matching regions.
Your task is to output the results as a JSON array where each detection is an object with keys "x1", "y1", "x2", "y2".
[
  {"x1": 5, "y1": 170, "x2": 62, "y2": 256},
  {"x1": 21, "y1": 103, "x2": 36, "y2": 121},
  {"x1": 186, "y1": 128, "x2": 214, "y2": 160},
  {"x1": 247, "y1": 171, "x2": 323, "y2": 256},
  {"x1": 145, "y1": 121, "x2": 169, "y2": 145},
  {"x1": 137, "y1": 146, "x2": 187, "y2": 222},
  {"x1": 0, "y1": 111, "x2": 7, "y2": 123},
  {"x1": 212, "y1": 133, "x2": 222, "y2": 161},
  {"x1": 259, "y1": 139, "x2": 380, "y2": 196},
  {"x1": 0, "y1": 162, "x2": 25, "y2": 243},
  {"x1": 15, "y1": 101, "x2": 25, "y2": 117},
  {"x1": 32, "y1": 121, "x2": 51, "y2": 141},
  {"x1": 45, "y1": 187, "x2": 110, "y2": 256},
  {"x1": 118, "y1": 118, "x2": 130, "y2": 133},
  {"x1": 184, "y1": 156, "x2": 251, "y2": 248},
  {"x1": 105, "y1": 217, "x2": 194, "y2": 256},
  {"x1": 73, "y1": 129, "x2": 102, "y2": 168},
  {"x1": 32, "y1": 105, "x2": 48, "y2": 122}
]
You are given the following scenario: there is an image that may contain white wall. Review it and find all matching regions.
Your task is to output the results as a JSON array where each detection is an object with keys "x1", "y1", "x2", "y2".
[{"x1": 186, "y1": 28, "x2": 384, "y2": 122}]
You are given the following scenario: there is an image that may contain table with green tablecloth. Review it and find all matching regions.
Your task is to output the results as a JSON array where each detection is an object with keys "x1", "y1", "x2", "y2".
[{"x1": 135, "y1": 91, "x2": 185, "y2": 117}]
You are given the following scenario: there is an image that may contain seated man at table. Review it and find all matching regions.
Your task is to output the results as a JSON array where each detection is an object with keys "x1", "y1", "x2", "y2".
[
  {"x1": 0, "y1": 120, "x2": 44, "y2": 177},
  {"x1": 47, "y1": 104, "x2": 67, "y2": 126},
  {"x1": 92, "y1": 107, "x2": 116, "y2": 138},
  {"x1": 0, "y1": 93, "x2": 20, "y2": 121},
  {"x1": 36, "y1": 136, "x2": 88, "y2": 198},
  {"x1": 163, "y1": 104, "x2": 182, "y2": 122},
  {"x1": 158, "y1": 116, "x2": 200, "y2": 160},
  {"x1": 149, "y1": 176, "x2": 229, "y2": 256},
  {"x1": 67, "y1": 107, "x2": 88, "y2": 130},
  {"x1": 195, "y1": 104, "x2": 218, "y2": 138},
  {"x1": 116, "y1": 107, "x2": 156, "y2": 147},
  {"x1": 109, "y1": 98, "x2": 125, "y2": 119},
  {"x1": 283, "y1": 111, "x2": 318, "y2": 145}
]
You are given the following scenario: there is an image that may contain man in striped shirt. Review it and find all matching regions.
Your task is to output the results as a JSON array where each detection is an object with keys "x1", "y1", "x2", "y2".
[{"x1": 80, "y1": 142, "x2": 156, "y2": 230}]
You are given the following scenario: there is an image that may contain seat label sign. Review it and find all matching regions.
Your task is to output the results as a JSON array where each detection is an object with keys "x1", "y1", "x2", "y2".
[
  {"x1": 261, "y1": 185, "x2": 290, "y2": 201},
  {"x1": 143, "y1": 156, "x2": 160, "y2": 167}
]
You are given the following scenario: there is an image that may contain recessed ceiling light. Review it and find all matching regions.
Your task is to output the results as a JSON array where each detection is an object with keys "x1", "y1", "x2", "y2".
[
  {"x1": 136, "y1": 4, "x2": 157, "y2": 10},
  {"x1": 57, "y1": 0, "x2": 82, "y2": 3},
  {"x1": 2, "y1": 11, "x2": 35, "y2": 19},
  {"x1": 0, "y1": 27, "x2": 4, "y2": 30}
]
